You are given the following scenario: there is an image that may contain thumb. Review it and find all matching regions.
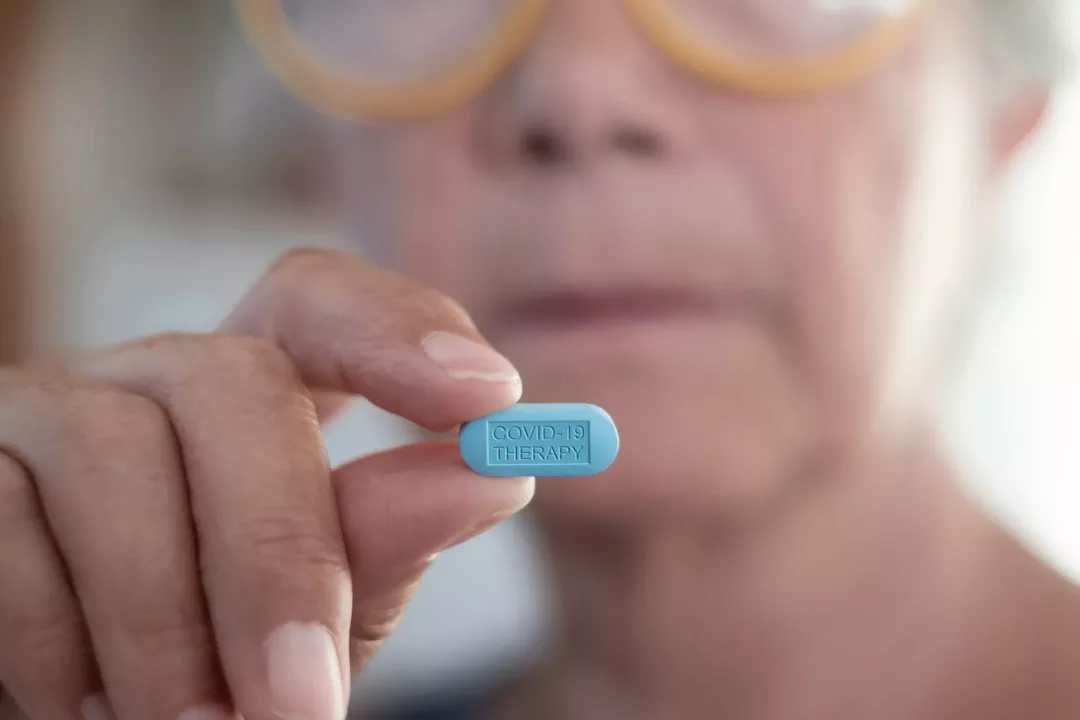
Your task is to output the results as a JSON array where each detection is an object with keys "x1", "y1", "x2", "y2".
[{"x1": 332, "y1": 441, "x2": 535, "y2": 671}]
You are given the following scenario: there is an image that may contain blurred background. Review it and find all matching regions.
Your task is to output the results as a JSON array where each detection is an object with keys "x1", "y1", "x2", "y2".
[{"x1": 6, "y1": 0, "x2": 1080, "y2": 711}]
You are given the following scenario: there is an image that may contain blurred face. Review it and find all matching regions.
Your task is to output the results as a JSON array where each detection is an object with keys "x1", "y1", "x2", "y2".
[{"x1": 327, "y1": 0, "x2": 992, "y2": 521}]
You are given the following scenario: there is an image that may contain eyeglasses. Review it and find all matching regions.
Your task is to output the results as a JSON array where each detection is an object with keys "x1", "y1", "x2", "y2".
[{"x1": 234, "y1": 0, "x2": 933, "y2": 124}]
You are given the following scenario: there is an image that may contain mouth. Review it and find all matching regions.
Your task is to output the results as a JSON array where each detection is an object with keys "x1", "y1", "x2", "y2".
[{"x1": 495, "y1": 286, "x2": 763, "y2": 334}]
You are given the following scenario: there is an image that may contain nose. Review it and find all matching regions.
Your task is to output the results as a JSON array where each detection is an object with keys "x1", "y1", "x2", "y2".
[{"x1": 484, "y1": 0, "x2": 685, "y2": 170}]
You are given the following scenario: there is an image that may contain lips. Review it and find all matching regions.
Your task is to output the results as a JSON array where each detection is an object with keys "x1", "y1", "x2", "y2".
[{"x1": 496, "y1": 286, "x2": 764, "y2": 332}]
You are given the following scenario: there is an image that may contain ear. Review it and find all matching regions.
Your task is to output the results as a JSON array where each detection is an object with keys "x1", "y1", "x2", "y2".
[{"x1": 990, "y1": 88, "x2": 1050, "y2": 172}]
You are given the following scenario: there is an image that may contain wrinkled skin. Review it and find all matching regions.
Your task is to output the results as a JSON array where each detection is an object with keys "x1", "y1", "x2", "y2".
[{"x1": 0, "y1": 1, "x2": 1074, "y2": 720}]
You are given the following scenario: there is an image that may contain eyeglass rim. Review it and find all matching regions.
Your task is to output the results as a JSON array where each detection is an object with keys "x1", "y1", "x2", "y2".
[
  {"x1": 234, "y1": 0, "x2": 549, "y2": 123},
  {"x1": 234, "y1": 0, "x2": 935, "y2": 124},
  {"x1": 627, "y1": 0, "x2": 935, "y2": 95}
]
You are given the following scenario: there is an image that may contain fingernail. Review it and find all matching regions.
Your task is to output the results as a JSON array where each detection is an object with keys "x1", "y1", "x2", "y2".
[
  {"x1": 81, "y1": 695, "x2": 117, "y2": 720},
  {"x1": 178, "y1": 705, "x2": 235, "y2": 720},
  {"x1": 266, "y1": 623, "x2": 345, "y2": 720},
  {"x1": 422, "y1": 332, "x2": 520, "y2": 383}
]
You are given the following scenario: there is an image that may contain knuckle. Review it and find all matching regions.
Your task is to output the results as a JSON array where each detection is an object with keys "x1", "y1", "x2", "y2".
[
  {"x1": 230, "y1": 515, "x2": 348, "y2": 582},
  {"x1": 0, "y1": 374, "x2": 176, "y2": 483},
  {"x1": 270, "y1": 248, "x2": 467, "y2": 327},
  {"x1": 349, "y1": 566, "x2": 426, "y2": 663},
  {"x1": 350, "y1": 611, "x2": 402, "y2": 649},
  {"x1": 7, "y1": 606, "x2": 86, "y2": 664},
  {"x1": 58, "y1": 385, "x2": 170, "y2": 455},
  {"x1": 263, "y1": 248, "x2": 473, "y2": 337},
  {"x1": 0, "y1": 454, "x2": 38, "y2": 529},
  {"x1": 114, "y1": 602, "x2": 214, "y2": 659},
  {"x1": 0, "y1": 603, "x2": 91, "y2": 697},
  {"x1": 0, "y1": 367, "x2": 60, "y2": 417},
  {"x1": 264, "y1": 249, "x2": 355, "y2": 302},
  {"x1": 207, "y1": 335, "x2": 299, "y2": 388},
  {"x1": 270, "y1": 248, "x2": 335, "y2": 279},
  {"x1": 412, "y1": 287, "x2": 475, "y2": 329}
]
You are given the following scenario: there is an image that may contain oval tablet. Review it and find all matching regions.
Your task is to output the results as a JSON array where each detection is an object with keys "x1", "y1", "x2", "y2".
[{"x1": 459, "y1": 403, "x2": 619, "y2": 477}]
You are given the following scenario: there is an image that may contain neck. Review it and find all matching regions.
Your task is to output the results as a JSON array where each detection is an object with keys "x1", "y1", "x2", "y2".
[{"x1": 505, "y1": 427, "x2": 1080, "y2": 720}]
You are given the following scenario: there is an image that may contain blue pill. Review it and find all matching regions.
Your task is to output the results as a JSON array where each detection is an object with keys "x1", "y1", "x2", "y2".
[{"x1": 459, "y1": 403, "x2": 619, "y2": 477}]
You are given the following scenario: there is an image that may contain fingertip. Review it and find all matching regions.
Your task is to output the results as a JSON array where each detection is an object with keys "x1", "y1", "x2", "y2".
[
  {"x1": 80, "y1": 695, "x2": 117, "y2": 720},
  {"x1": 349, "y1": 344, "x2": 521, "y2": 432},
  {"x1": 410, "y1": 334, "x2": 523, "y2": 430},
  {"x1": 264, "y1": 623, "x2": 345, "y2": 720},
  {"x1": 421, "y1": 332, "x2": 520, "y2": 385},
  {"x1": 501, "y1": 474, "x2": 537, "y2": 516}
]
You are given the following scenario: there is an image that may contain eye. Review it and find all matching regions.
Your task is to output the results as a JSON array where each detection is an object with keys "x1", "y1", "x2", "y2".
[
  {"x1": 657, "y1": 0, "x2": 918, "y2": 60},
  {"x1": 281, "y1": 0, "x2": 516, "y2": 83}
]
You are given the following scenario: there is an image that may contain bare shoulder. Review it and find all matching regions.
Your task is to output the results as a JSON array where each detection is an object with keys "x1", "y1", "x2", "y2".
[{"x1": 933, "y1": 522, "x2": 1080, "y2": 719}]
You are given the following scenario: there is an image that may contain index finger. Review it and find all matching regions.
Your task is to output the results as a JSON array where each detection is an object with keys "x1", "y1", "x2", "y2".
[{"x1": 220, "y1": 249, "x2": 521, "y2": 430}]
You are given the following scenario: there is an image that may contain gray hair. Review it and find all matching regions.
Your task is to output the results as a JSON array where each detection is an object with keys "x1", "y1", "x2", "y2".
[{"x1": 979, "y1": 0, "x2": 1069, "y2": 89}]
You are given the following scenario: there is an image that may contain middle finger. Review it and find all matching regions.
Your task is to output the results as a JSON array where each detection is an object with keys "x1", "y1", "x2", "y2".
[
  {"x1": 0, "y1": 374, "x2": 229, "y2": 720},
  {"x1": 78, "y1": 335, "x2": 351, "y2": 720}
]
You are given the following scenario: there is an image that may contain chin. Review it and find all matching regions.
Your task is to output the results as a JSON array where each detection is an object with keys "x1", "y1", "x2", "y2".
[{"x1": 499, "y1": 320, "x2": 821, "y2": 525}]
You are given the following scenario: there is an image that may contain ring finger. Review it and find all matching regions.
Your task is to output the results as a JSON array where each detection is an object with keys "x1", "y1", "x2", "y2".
[
  {"x1": 0, "y1": 448, "x2": 100, "y2": 720},
  {"x1": 0, "y1": 376, "x2": 229, "y2": 720}
]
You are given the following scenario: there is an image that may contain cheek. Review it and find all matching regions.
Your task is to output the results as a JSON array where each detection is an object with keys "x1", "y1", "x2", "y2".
[
  {"x1": 336, "y1": 118, "x2": 481, "y2": 295},
  {"x1": 778, "y1": 101, "x2": 914, "y2": 444},
  {"x1": 725, "y1": 39, "x2": 964, "y2": 449}
]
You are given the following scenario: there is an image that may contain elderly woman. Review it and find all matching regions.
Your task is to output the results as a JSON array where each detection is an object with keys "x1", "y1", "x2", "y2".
[{"x1": 0, "y1": 0, "x2": 1078, "y2": 719}]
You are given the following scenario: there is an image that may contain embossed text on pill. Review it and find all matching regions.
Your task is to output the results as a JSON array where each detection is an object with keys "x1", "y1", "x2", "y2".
[{"x1": 487, "y1": 421, "x2": 591, "y2": 465}]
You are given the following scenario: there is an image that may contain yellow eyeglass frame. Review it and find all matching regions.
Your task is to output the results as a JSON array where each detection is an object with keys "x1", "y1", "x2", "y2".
[{"x1": 234, "y1": 0, "x2": 935, "y2": 124}]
